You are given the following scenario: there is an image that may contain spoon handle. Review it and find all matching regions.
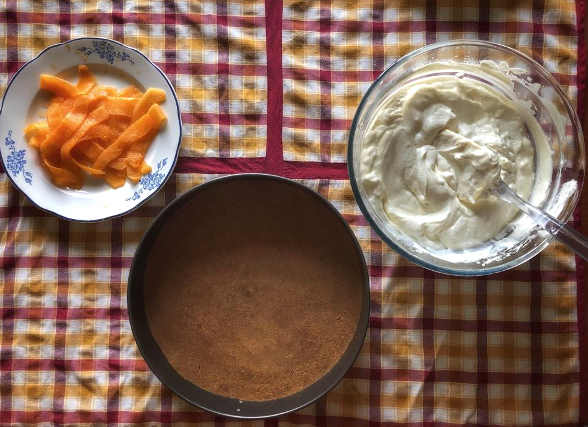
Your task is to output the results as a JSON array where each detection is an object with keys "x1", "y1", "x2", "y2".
[{"x1": 496, "y1": 181, "x2": 588, "y2": 261}]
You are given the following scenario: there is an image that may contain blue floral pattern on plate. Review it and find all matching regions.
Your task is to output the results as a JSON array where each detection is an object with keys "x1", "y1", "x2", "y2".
[
  {"x1": 4, "y1": 130, "x2": 32, "y2": 184},
  {"x1": 126, "y1": 158, "x2": 168, "y2": 201},
  {"x1": 77, "y1": 40, "x2": 135, "y2": 65}
]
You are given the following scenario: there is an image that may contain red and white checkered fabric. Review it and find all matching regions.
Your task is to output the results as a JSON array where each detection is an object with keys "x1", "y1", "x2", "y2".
[{"x1": 0, "y1": 0, "x2": 585, "y2": 425}]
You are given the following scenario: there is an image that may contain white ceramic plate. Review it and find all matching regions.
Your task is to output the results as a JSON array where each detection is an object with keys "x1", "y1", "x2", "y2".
[{"x1": 0, "y1": 37, "x2": 182, "y2": 221}]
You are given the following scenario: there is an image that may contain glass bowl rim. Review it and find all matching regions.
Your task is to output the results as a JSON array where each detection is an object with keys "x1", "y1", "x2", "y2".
[{"x1": 347, "y1": 39, "x2": 585, "y2": 276}]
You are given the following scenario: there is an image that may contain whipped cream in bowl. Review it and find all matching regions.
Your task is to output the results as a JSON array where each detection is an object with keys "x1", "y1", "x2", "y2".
[{"x1": 348, "y1": 41, "x2": 584, "y2": 275}]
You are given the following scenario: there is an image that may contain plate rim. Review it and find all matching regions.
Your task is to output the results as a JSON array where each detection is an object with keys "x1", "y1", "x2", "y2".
[{"x1": 0, "y1": 36, "x2": 183, "y2": 222}]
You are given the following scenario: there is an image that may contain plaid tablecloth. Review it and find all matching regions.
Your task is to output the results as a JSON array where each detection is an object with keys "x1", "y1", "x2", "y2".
[{"x1": 0, "y1": 0, "x2": 586, "y2": 425}]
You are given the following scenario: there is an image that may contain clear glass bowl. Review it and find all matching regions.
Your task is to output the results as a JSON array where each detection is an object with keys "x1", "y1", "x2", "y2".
[{"x1": 348, "y1": 40, "x2": 585, "y2": 276}]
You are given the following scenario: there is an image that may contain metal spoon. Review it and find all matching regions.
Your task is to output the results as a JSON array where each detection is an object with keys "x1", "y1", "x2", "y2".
[{"x1": 495, "y1": 179, "x2": 588, "y2": 261}]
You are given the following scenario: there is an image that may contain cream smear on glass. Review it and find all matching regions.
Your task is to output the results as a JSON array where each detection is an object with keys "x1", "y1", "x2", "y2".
[{"x1": 359, "y1": 63, "x2": 553, "y2": 250}]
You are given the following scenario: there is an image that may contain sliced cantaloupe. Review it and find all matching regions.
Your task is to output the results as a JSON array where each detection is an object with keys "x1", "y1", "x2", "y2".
[
  {"x1": 104, "y1": 167, "x2": 127, "y2": 188},
  {"x1": 102, "y1": 96, "x2": 137, "y2": 118},
  {"x1": 24, "y1": 122, "x2": 50, "y2": 148},
  {"x1": 40, "y1": 94, "x2": 93, "y2": 167},
  {"x1": 93, "y1": 104, "x2": 166, "y2": 170},
  {"x1": 40, "y1": 74, "x2": 78, "y2": 98},
  {"x1": 25, "y1": 66, "x2": 167, "y2": 189},
  {"x1": 47, "y1": 97, "x2": 75, "y2": 129},
  {"x1": 131, "y1": 88, "x2": 166, "y2": 122},
  {"x1": 60, "y1": 105, "x2": 111, "y2": 176},
  {"x1": 118, "y1": 85, "x2": 143, "y2": 98},
  {"x1": 76, "y1": 64, "x2": 97, "y2": 94}
]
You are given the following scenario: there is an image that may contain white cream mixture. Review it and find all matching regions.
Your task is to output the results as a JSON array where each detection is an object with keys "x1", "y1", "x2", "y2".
[{"x1": 359, "y1": 69, "x2": 552, "y2": 250}]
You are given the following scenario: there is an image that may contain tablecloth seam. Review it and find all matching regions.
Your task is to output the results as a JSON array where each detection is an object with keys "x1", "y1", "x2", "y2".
[
  {"x1": 264, "y1": 0, "x2": 284, "y2": 174},
  {"x1": 217, "y1": 0, "x2": 231, "y2": 159}
]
